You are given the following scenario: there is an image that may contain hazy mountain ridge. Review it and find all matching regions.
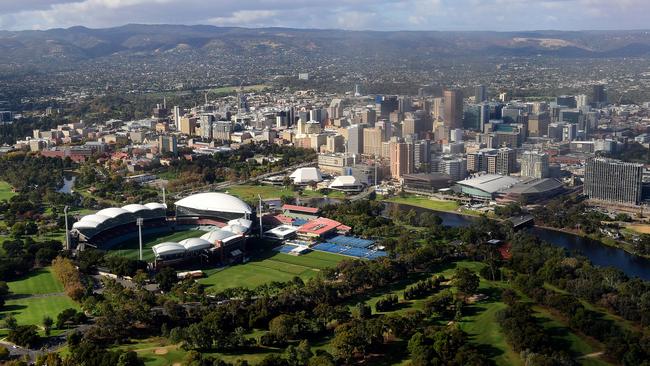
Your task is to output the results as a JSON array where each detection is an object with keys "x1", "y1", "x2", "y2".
[{"x1": 3, "y1": 25, "x2": 650, "y2": 67}]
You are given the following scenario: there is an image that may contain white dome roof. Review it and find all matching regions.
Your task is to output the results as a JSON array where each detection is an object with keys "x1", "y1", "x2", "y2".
[
  {"x1": 144, "y1": 202, "x2": 167, "y2": 210},
  {"x1": 152, "y1": 242, "x2": 186, "y2": 256},
  {"x1": 122, "y1": 204, "x2": 149, "y2": 213},
  {"x1": 97, "y1": 207, "x2": 129, "y2": 218},
  {"x1": 175, "y1": 192, "x2": 252, "y2": 215},
  {"x1": 179, "y1": 238, "x2": 213, "y2": 251},
  {"x1": 201, "y1": 229, "x2": 239, "y2": 242}
]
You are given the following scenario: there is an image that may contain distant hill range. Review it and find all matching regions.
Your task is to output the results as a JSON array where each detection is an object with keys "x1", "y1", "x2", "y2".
[{"x1": 2, "y1": 24, "x2": 650, "y2": 65}]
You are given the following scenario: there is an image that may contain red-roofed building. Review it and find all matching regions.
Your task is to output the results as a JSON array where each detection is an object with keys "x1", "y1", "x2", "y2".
[
  {"x1": 297, "y1": 217, "x2": 343, "y2": 241},
  {"x1": 282, "y1": 204, "x2": 321, "y2": 220}
]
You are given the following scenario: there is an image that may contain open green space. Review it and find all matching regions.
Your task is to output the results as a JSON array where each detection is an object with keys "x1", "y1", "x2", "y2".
[
  {"x1": 0, "y1": 181, "x2": 16, "y2": 201},
  {"x1": 111, "y1": 260, "x2": 613, "y2": 366},
  {"x1": 199, "y1": 250, "x2": 345, "y2": 293},
  {"x1": 8, "y1": 267, "x2": 63, "y2": 295},
  {"x1": 109, "y1": 230, "x2": 205, "y2": 261},
  {"x1": 1, "y1": 266, "x2": 78, "y2": 328},
  {"x1": 384, "y1": 195, "x2": 460, "y2": 212},
  {"x1": 2, "y1": 295, "x2": 79, "y2": 326},
  {"x1": 225, "y1": 184, "x2": 345, "y2": 203}
]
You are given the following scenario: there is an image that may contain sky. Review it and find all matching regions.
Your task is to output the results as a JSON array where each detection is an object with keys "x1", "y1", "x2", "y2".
[{"x1": 0, "y1": 0, "x2": 648, "y2": 32}]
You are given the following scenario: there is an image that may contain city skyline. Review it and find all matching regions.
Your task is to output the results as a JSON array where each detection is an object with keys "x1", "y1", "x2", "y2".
[{"x1": 2, "y1": 0, "x2": 650, "y2": 32}]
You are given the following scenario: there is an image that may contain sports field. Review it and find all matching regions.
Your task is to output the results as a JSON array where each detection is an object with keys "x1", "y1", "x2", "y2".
[
  {"x1": 624, "y1": 223, "x2": 650, "y2": 234},
  {"x1": 109, "y1": 230, "x2": 205, "y2": 261},
  {"x1": 199, "y1": 250, "x2": 345, "y2": 292},
  {"x1": 1, "y1": 267, "x2": 79, "y2": 328},
  {"x1": 0, "y1": 181, "x2": 16, "y2": 201}
]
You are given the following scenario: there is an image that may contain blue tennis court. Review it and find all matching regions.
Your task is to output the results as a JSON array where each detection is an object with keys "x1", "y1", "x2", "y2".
[
  {"x1": 313, "y1": 242, "x2": 387, "y2": 259},
  {"x1": 327, "y1": 235, "x2": 375, "y2": 248}
]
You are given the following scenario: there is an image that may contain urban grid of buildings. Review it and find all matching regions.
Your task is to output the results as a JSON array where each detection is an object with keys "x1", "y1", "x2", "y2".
[{"x1": 4, "y1": 82, "x2": 650, "y2": 210}]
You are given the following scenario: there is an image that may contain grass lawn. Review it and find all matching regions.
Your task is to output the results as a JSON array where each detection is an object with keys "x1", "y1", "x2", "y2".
[
  {"x1": 109, "y1": 230, "x2": 205, "y2": 261},
  {"x1": 8, "y1": 267, "x2": 63, "y2": 295},
  {"x1": 225, "y1": 184, "x2": 346, "y2": 203},
  {"x1": 199, "y1": 250, "x2": 345, "y2": 293},
  {"x1": 2, "y1": 266, "x2": 78, "y2": 328},
  {"x1": 0, "y1": 181, "x2": 16, "y2": 201},
  {"x1": 2, "y1": 296, "x2": 79, "y2": 326},
  {"x1": 384, "y1": 195, "x2": 460, "y2": 212}
]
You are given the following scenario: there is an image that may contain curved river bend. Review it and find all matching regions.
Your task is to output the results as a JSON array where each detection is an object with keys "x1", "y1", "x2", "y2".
[{"x1": 385, "y1": 202, "x2": 650, "y2": 280}]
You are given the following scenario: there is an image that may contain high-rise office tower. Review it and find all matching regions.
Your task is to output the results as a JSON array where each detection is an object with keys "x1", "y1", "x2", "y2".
[
  {"x1": 592, "y1": 85, "x2": 606, "y2": 105},
  {"x1": 173, "y1": 106, "x2": 181, "y2": 130},
  {"x1": 200, "y1": 115, "x2": 215, "y2": 140},
  {"x1": 474, "y1": 85, "x2": 487, "y2": 102},
  {"x1": 179, "y1": 116, "x2": 197, "y2": 135},
  {"x1": 443, "y1": 90, "x2": 463, "y2": 129},
  {"x1": 520, "y1": 151, "x2": 549, "y2": 178},
  {"x1": 556, "y1": 95, "x2": 577, "y2": 108},
  {"x1": 528, "y1": 113, "x2": 550, "y2": 137},
  {"x1": 328, "y1": 99, "x2": 343, "y2": 120},
  {"x1": 361, "y1": 109, "x2": 377, "y2": 127},
  {"x1": 389, "y1": 140, "x2": 414, "y2": 179},
  {"x1": 432, "y1": 97, "x2": 444, "y2": 122},
  {"x1": 157, "y1": 135, "x2": 178, "y2": 155},
  {"x1": 584, "y1": 158, "x2": 643, "y2": 205},
  {"x1": 347, "y1": 124, "x2": 365, "y2": 156},
  {"x1": 363, "y1": 127, "x2": 384, "y2": 157},
  {"x1": 576, "y1": 94, "x2": 589, "y2": 109},
  {"x1": 496, "y1": 147, "x2": 516, "y2": 175}
]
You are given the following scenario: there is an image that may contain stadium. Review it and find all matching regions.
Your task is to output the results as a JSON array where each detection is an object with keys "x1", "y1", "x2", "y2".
[{"x1": 70, "y1": 192, "x2": 254, "y2": 266}]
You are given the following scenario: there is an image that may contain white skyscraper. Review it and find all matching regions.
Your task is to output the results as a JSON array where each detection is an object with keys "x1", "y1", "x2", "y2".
[{"x1": 173, "y1": 106, "x2": 181, "y2": 130}]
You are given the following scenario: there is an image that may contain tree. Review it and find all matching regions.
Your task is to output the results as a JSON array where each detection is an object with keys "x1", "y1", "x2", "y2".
[
  {"x1": 117, "y1": 351, "x2": 144, "y2": 366},
  {"x1": 43, "y1": 316, "x2": 53, "y2": 336},
  {"x1": 453, "y1": 268, "x2": 480, "y2": 295},
  {"x1": 155, "y1": 266, "x2": 177, "y2": 292},
  {"x1": 8, "y1": 325, "x2": 40, "y2": 348},
  {"x1": 4, "y1": 315, "x2": 17, "y2": 331}
]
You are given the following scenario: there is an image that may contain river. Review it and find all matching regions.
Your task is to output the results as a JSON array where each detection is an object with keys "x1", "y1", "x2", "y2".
[
  {"x1": 57, "y1": 175, "x2": 76, "y2": 194},
  {"x1": 384, "y1": 202, "x2": 650, "y2": 280}
]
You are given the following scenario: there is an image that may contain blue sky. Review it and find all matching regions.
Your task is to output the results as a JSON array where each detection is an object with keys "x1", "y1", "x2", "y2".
[{"x1": 0, "y1": 0, "x2": 647, "y2": 31}]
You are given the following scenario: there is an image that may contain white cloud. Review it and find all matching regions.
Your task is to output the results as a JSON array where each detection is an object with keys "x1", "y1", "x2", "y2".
[{"x1": 1, "y1": 0, "x2": 650, "y2": 31}]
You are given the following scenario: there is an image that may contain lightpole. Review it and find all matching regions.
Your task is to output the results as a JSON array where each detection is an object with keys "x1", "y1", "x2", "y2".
[
  {"x1": 258, "y1": 194, "x2": 263, "y2": 239},
  {"x1": 63, "y1": 205, "x2": 70, "y2": 251},
  {"x1": 136, "y1": 218, "x2": 144, "y2": 261}
]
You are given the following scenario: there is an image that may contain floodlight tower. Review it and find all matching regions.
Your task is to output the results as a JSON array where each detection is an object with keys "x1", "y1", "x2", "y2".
[
  {"x1": 136, "y1": 218, "x2": 144, "y2": 261},
  {"x1": 63, "y1": 205, "x2": 70, "y2": 251},
  {"x1": 258, "y1": 194, "x2": 263, "y2": 239}
]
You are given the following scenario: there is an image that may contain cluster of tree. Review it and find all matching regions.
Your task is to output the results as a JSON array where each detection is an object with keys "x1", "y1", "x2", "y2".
[
  {"x1": 403, "y1": 276, "x2": 442, "y2": 300},
  {"x1": 632, "y1": 234, "x2": 650, "y2": 256},
  {"x1": 56, "y1": 308, "x2": 87, "y2": 329},
  {"x1": 262, "y1": 312, "x2": 324, "y2": 345},
  {"x1": 374, "y1": 294, "x2": 399, "y2": 312},
  {"x1": 0, "y1": 238, "x2": 61, "y2": 281},
  {"x1": 423, "y1": 290, "x2": 463, "y2": 320},
  {"x1": 163, "y1": 143, "x2": 317, "y2": 192},
  {"x1": 507, "y1": 232, "x2": 650, "y2": 364},
  {"x1": 0, "y1": 153, "x2": 66, "y2": 193},
  {"x1": 51, "y1": 256, "x2": 87, "y2": 301},
  {"x1": 493, "y1": 202, "x2": 523, "y2": 218},
  {"x1": 532, "y1": 196, "x2": 609, "y2": 234},
  {"x1": 0, "y1": 116, "x2": 71, "y2": 145},
  {"x1": 76, "y1": 163, "x2": 160, "y2": 205},
  {"x1": 496, "y1": 298, "x2": 574, "y2": 365},
  {"x1": 407, "y1": 326, "x2": 489, "y2": 366},
  {"x1": 33, "y1": 331, "x2": 144, "y2": 366}
]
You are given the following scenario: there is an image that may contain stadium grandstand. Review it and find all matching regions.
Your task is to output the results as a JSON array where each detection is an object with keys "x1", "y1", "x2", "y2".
[
  {"x1": 71, "y1": 202, "x2": 168, "y2": 248},
  {"x1": 71, "y1": 192, "x2": 256, "y2": 267}
]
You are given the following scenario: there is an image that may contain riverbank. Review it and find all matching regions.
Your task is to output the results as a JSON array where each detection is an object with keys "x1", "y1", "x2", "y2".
[{"x1": 533, "y1": 223, "x2": 650, "y2": 260}]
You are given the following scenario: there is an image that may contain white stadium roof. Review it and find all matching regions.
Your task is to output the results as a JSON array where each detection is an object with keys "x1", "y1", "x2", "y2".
[
  {"x1": 152, "y1": 242, "x2": 186, "y2": 257},
  {"x1": 290, "y1": 167, "x2": 323, "y2": 184},
  {"x1": 179, "y1": 238, "x2": 213, "y2": 251},
  {"x1": 175, "y1": 192, "x2": 252, "y2": 215},
  {"x1": 72, "y1": 202, "x2": 167, "y2": 230}
]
